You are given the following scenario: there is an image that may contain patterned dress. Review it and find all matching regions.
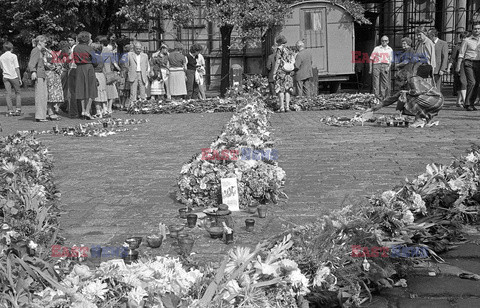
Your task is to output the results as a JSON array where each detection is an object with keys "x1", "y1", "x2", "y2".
[
  {"x1": 384, "y1": 76, "x2": 444, "y2": 121},
  {"x1": 274, "y1": 45, "x2": 295, "y2": 94},
  {"x1": 44, "y1": 50, "x2": 64, "y2": 103}
]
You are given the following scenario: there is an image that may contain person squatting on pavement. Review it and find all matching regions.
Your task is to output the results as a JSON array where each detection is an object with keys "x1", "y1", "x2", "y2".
[{"x1": 368, "y1": 67, "x2": 444, "y2": 128}]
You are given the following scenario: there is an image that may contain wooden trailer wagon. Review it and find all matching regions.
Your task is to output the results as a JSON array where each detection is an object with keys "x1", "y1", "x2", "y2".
[{"x1": 265, "y1": 0, "x2": 355, "y2": 93}]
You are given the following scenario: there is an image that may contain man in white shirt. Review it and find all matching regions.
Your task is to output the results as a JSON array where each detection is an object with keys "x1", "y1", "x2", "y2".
[
  {"x1": 0, "y1": 41, "x2": 22, "y2": 116},
  {"x1": 369, "y1": 36, "x2": 393, "y2": 100}
]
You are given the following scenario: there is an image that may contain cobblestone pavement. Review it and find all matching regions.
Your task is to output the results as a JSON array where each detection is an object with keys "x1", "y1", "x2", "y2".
[{"x1": 1, "y1": 88, "x2": 479, "y2": 307}]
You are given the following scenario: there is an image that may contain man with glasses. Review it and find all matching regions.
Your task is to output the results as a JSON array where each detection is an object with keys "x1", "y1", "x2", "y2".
[
  {"x1": 369, "y1": 36, "x2": 393, "y2": 100},
  {"x1": 456, "y1": 21, "x2": 480, "y2": 111}
]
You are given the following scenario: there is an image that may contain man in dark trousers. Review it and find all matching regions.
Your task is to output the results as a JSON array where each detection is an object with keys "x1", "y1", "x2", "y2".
[
  {"x1": 294, "y1": 40, "x2": 313, "y2": 97},
  {"x1": 456, "y1": 21, "x2": 480, "y2": 111},
  {"x1": 428, "y1": 28, "x2": 449, "y2": 91},
  {"x1": 266, "y1": 45, "x2": 276, "y2": 96}
]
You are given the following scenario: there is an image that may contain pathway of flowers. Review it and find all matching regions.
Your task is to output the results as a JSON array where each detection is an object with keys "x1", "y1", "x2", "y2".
[
  {"x1": 1, "y1": 98, "x2": 480, "y2": 307},
  {"x1": 126, "y1": 75, "x2": 378, "y2": 115},
  {"x1": 20, "y1": 118, "x2": 149, "y2": 138},
  {"x1": 176, "y1": 93, "x2": 286, "y2": 208},
  {"x1": 128, "y1": 98, "x2": 236, "y2": 114}
]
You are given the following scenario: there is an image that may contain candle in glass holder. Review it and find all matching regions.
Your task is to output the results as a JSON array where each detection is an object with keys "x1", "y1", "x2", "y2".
[
  {"x1": 186, "y1": 214, "x2": 198, "y2": 228},
  {"x1": 245, "y1": 219, "x2": 255, "y2": 232}
]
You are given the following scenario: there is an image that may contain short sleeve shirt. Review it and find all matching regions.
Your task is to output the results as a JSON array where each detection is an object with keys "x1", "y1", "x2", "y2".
[
  {"x1": 458, "y1": 36, "x2": 480, "y2": 60},
  {"x1": 370, "y1": 45, "x2": 393, "y2": 64},
  {"x1": 0, "y1": 51, "x2": 20, "y2": 79}
]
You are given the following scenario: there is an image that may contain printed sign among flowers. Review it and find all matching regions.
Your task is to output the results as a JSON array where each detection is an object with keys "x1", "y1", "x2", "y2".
[{"x1": 177, "y1": 94, "x2": 286, "y2": 208}]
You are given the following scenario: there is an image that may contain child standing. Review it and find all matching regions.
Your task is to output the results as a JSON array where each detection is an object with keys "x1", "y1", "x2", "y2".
[
  {"x1": 92, "y1": 43, "x2": 107, "y2": 117},
  {"x1": 0, "y1": 42, "x2": 22, "y2": 116}
]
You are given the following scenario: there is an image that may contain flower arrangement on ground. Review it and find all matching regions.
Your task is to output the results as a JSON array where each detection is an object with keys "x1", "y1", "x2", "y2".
[
  {"x1": 281, "y1": 148, "x2": 480, "y2": 307},
  {"x1": 32, "y1": 257, "x2": 204, "y2": 307},
  {"x1": 177, "y1": 94, "x2": 287, "y2": 208}
]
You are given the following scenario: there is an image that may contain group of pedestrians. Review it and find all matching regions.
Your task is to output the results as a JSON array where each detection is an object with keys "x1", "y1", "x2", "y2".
[
  {"x1": 266, "y1": 35, "x2": 313, "y2": 112},
  {"x1": 1, "y1": 32, "x2": 207, "y2": 122},
  {"x1": 368, "y1": 21, "x2": 480, "y2": 127},
  {"x1": 369, "y1": 26, "x2": 449, "y2": 101}
]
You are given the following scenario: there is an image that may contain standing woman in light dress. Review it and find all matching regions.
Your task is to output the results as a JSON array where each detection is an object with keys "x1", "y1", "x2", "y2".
[
  {"x1": 92, "y1": 43, "x2": 108, "y2": 118},
  {"x1": 101, "y1": 36, "x2": 119, "y2": 116},
  {"x1": 167, "y1": 42, "x2": 187, "y2": 99},
  {"x1": 28, "y1": 35, "x2": 48, "y2": 122}
]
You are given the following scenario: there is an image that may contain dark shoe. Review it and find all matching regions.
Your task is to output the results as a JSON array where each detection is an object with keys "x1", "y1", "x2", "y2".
[
  {"x1": 48, "y1": 115, "x2": 60, "y2": 121},
  {"x1": 472, "y1": 106, "x2": 478, "y2": 111},
  {"x1": 35, "y1": 119, "x2": 48, "y2": 122},
  {"x1": 466, "y1": 106, "x2": 474, "y2": 111}
]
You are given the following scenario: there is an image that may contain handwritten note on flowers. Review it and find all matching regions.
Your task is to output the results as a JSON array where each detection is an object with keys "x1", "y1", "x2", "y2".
[{"x1": 221, "y1": 178, "x2": 240, "y2": 211}]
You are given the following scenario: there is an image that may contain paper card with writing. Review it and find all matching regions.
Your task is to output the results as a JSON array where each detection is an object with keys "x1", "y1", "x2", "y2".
[{"x1": 221, "y1": 178, "x2": 240, "y2": 211}]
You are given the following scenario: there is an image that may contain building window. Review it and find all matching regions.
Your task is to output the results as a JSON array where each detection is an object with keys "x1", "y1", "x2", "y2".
[{"x1": 305, "y1": 11, "x2": 323, "y2": 31}]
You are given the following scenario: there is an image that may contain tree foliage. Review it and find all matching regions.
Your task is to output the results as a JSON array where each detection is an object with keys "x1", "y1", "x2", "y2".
[
  {"x1": 205, "y1": 0, "x2": 295, "y2": 44},
  {"x1": 332, "y1": 0, "x2": 371, "y2": 25},
  {"x1": 0, "y1": 0, "x2": 127, "y2": 52},
  {"x1": 118, "y1": 0, "x2": 195, "y2": 32}
]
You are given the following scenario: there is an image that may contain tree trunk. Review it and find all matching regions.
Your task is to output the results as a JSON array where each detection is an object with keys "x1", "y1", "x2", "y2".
[{"x1": 220, "y1": 24, "x2": 234, "y2": 97}]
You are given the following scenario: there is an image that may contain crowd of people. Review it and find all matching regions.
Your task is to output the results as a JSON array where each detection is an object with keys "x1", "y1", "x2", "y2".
[
  {"x1": 367, "y1": 21, "x2": 480, "y2": 127},
  {"x1": 0, "y1": 31, "x2": 207, "y2": 122},
  {"x1": 1, "y1": 22, "x2": 480, "y2": 126}
]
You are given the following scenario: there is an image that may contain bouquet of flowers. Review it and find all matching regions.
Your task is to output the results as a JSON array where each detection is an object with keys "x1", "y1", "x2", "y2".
[
  {"x1": 282, "y1": 148, "x2": 480, "y2": 307},
  {"x1": 32, "y1": 257, "x2": 204, "y2": 307},
  {"x1": 191, "y1": 235, "x2": 309, "y2": 308},
  {"x1": 177, "y1": 95, "x2": 287, "y2": 208}
]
